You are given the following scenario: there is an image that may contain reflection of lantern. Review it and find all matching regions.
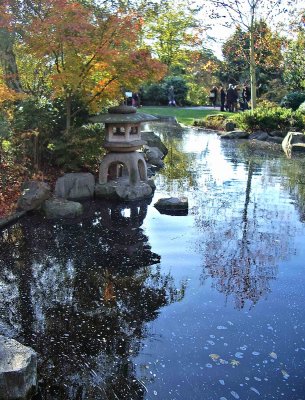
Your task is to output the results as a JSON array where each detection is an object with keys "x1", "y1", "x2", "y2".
[{"x1": 95, "y1": 105, "x2": 157, "y2": 200}]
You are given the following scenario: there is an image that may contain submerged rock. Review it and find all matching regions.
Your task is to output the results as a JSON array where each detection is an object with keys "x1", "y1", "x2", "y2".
[
  {"x1": 42, "y1": 197, "x2": 83, "y2": 218},
  {"x1": 154, "y1": 197, "x2": 188, "y2": 215},
  {"x1": 0, "y1": 336, "x2": 37, "y2": 400}
]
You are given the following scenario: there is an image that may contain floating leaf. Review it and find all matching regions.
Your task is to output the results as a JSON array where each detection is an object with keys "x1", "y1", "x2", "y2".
[
  {"x1": 281, "y1": 370, "x2": 290, "y2": 379},
  {"x1": 269, "y1": 352, "x2": 277, "y2": 359},
  {"x1": 209, "y1": 353, "x2": 220, "y2": 361},
  {"x1": 230, "y1": 359, "x2": 240, "y2": 366}
]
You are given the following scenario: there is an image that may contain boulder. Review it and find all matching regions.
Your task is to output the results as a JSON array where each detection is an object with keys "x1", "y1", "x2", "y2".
[
  {"x1": 42, "y1": 197, "x2": 83, "y2": 219},
  {"x1": 220, "y1": 130, "x2": 249, "y2": 139},
  {"x1": 54, "y1": 173, "x2": 95, "y2": 200},
  {"x1": 269, "y1": 130, "x2": 287, "y2": 138},
  {"x1": 282, "y1": 131, "x2": 305, "y2": 158},
  {"x1": 248, "y1": 131, "x2": 269, "y2": 141},
  {"x1": 0, "y1": 336, "x2": 37, "y2": 400},
  {"x1": 141, "y1": 131, "x2": 168, "y2": 156},
  {"x1": 95, "y1": 182, "x2": 153, "y2": 201},
  {"x1": 16, "y1": 181, "x2": 51, "y2": 211},
  {"x1": 266, "y1": 136, "x2": 283, "y2": 144},
  {"x1": 154, "y1": 197, "x2": 188, "y2": 215},
  {"x1": 223, "y1": 121, "x2": 236, "y2": 132},
  {"x1": 144, "y1": 146, "x2": 165, "y2": 168}
]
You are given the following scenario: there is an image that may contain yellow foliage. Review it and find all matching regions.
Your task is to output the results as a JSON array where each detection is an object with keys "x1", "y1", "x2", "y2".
[{"x1": 0, "y1": 81, "x2": 22, "y2": 104}]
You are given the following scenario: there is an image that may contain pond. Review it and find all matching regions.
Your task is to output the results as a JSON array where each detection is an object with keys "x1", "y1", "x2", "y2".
[{"x1": 1, "y1": 122, "x2": 305, "y2": 400}]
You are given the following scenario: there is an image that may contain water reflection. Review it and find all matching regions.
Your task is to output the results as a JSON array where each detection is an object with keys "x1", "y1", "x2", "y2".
[
  {"x1": 0, "y1": 199, "x2": 185, "y2": 399},
  {"x1": 1, "y1": 124, "x2": 305, "y2": 400}
]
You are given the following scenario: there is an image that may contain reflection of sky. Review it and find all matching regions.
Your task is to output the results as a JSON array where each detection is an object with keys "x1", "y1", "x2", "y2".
[
  {"x1": 138, "y1": 127, "x2": 305, "y2": 400},
  {"x1": 1, "y1": 126, "x2": 305, "y2": 399},
  {"x1": 183, "y1": 132, "x2": 244, "y2": 185}
]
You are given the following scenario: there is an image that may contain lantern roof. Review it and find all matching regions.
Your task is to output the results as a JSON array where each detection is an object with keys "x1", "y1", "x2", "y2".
[{"x1": 92, "y1": 105, "x2": 158, "y2": 124}]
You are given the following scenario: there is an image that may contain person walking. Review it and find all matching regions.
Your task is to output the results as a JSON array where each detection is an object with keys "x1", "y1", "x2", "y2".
[
  {"x1": 168, "y1": 85, "x2": 176, "y2": 106},
  {"x1": 209, "y1": 86, "x2": 218, "y2": 107},
  {"x1": 219, "y1": 85, "x2": 226, "y2": 112}
]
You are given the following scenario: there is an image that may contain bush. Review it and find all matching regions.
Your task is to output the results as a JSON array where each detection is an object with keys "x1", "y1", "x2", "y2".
[
  {"x1": 140, "y1": 83, "x2": 166, "y2": 105},
  {"x1": 298, "y1": 101, "x2": 305, "y2": 113},
  {"x1": 0, "y1": 112, "x2": 14, "y2": 164},
  {"x1": 48, "y1": 123, "x2": 105, "y2": 172},
  {"x1": 233, "y1": 106, "x2": 305, "y2": 133},
  {"x1": 11, "y1": 96, "x2": 92, "y2": 169},
  {"x1": 194, "y1": 114, "x2": 229, "y2": 130},
  {"x1": 140, "y1": 76, "x2": 188, "y2": 106},
  {"x1": 256, "y1": 99, "x2": 279, "y2": 109},
  {"x1": 280, "y1": 92, "x2": 305, "y2": 111},
  {"x1": 13, "y1": 97, "x2": 63, "y2": 135}
]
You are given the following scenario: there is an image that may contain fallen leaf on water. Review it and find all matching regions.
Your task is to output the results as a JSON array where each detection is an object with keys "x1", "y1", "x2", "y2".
[
  {"x1": 269, "y1": 352, "x2": 277, "y2": 359},
  {"x1": 230, "y1": 359, "x2": 240, "y2": 366},
  {"x1": 281, "y1": 370, "x2": 290, "y2": 379},
  {"x1": 209, "y1": 354, "x2": 220, "y2": 361}
]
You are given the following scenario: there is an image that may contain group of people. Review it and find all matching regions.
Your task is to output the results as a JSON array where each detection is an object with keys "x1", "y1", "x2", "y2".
[{"x1": 209, "y1": 84, "x2": 251, "y2": 112}]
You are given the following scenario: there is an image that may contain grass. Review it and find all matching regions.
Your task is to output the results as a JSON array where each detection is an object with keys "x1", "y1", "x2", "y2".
[{"x1": 140, "y1": 106, "x2": 226, "y2": 126}]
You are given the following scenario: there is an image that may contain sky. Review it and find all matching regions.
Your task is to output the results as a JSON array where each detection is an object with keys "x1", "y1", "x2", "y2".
[{"x1": 201, "y1": 0, "x2": 303, "y2": 59}]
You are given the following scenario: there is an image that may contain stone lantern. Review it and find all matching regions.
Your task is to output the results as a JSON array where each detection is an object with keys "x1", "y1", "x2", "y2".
[{"x1": 95, "y1": 105, "x2": 158, "y2": 201}]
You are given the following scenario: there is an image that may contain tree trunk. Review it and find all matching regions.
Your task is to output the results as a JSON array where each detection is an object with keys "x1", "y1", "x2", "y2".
[
  {"x1": 249, "y1": 22, "x2": 257, "y2": 110},
  {"x1": 0, "y1": 29, "x2": 23, "y2": 92},
  {"x1": 66, "y1": 96, "x2": 72, "y2": 132}
]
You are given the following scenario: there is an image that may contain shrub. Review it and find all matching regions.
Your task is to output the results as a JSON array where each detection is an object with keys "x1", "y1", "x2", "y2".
[
  {"x1": 280, "y1": 92, "x2": 305, "y2": 111},
  {"x1": 298, "y1": 101, "x2": 305, "y2": 113},
  {"x1": 258, "y1": 79, "x2": 289, "y2": 104},
  {"x1": 140, "y1": 76, "x2": 188, "y2": 106},
  {"x1": 0, "y1": 112, "x2": 14, "y2": 164},
  {"x1": 13, "y1": 97, "x2": 63, "y2": 135},
  {"x1": 140, "y1": 83, "x2": 166, "y2": 105},
  {"x1": 48, "y1": 123, "x2": 105, "y2": 172},
  {"x1": 194, "y1": 114, "x2": 229, "y2": 130},
  {"x1": 256, "y1": 99, "x2": 279, "y2": 109},
  {"x1": 233, "y1": 106, "x2": 305, "y2": 133}
]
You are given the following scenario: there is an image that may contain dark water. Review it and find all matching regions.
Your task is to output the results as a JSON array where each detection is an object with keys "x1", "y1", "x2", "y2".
[{"x1": 1, "y1": 123, "x2": 305, "y2": 400}]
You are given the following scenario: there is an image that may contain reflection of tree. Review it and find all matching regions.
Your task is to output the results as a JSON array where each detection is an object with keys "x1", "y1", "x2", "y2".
[
  {"x1": 195, "y1": 141, "x2": 297, "y2": 310},
  {"x1": 0, "y1": 199, "x2": 185, "y2": 399},
  {"x1": 147, "y1": 121, "x2": 196, "y2": 193},
  {"x1": 280, "y1": 157, "x2": 305, "y2": 222}
]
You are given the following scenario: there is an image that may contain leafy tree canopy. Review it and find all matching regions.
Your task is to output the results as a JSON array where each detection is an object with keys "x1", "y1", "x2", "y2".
[{"x1": 221, "y1": 21, "x2": 284, "y2": 88}]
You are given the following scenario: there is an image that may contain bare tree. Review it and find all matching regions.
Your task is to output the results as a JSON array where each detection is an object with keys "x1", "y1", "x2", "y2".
[{"x1": 205, "y1": 0, "x2": 299, "y2": 110}]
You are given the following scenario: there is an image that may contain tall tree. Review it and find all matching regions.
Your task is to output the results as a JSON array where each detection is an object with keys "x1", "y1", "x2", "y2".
[
  {"x1": 206, "y1": 0, "x2": 298, "y2": 109},
  {"x1": 221, "y1": 21, "x2": 284, "y2": 91},
  {"x1": 143, "y1": 0, "x2": 204, "y2": 73}
]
